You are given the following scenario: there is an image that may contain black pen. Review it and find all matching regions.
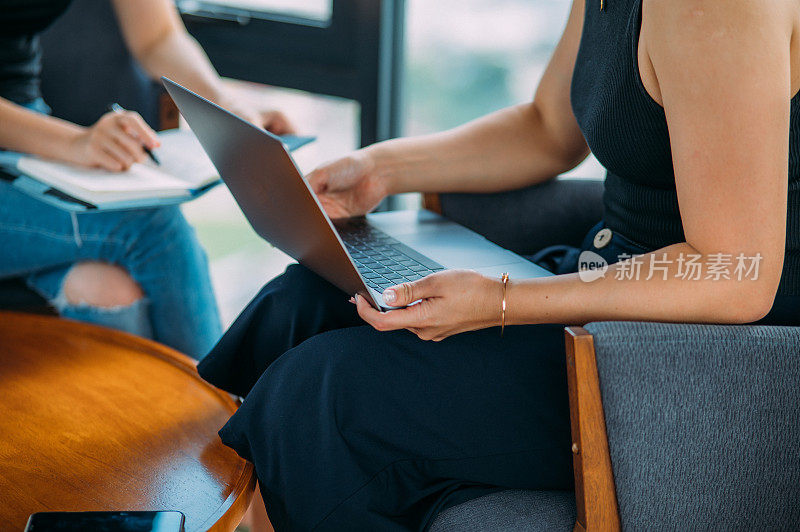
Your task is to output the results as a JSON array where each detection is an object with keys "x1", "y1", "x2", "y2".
[{"x1": 107, "y1": 103, "x2": 161, "y2": 165}]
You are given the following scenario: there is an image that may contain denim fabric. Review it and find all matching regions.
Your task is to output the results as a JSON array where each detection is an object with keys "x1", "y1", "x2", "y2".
[
  {"x1": 50, "y1": 295, "x2": 154, "y2": 340},
  {"x1": 0, "y1": 99, "x2": 221, "y2": 358}
]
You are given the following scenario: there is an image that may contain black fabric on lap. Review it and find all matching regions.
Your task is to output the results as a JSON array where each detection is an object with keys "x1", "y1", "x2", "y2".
[{"x1": 203, "y1": 266, "x2": 572, "y2": 531}]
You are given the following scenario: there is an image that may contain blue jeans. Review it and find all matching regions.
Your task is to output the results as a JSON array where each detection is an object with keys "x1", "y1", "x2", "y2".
[{"x1": 0, "y1": 99, "x2": 221, "y2": 358}]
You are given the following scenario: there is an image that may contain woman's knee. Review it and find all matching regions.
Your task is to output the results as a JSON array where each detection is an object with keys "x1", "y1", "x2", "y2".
[
  {"x1": 62, "y1": 261, "x2": 144, "y2": 308},
  {"x1": 265, "y1": 327, "x2": 397, "y2": 413},
  {"x1": 252, "y1": 264, "x2": 357, "y2": 326}
]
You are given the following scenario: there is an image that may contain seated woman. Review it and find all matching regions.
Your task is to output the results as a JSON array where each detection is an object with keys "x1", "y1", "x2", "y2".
[
  {"x1": 0, "y1": 0, "x2": 293, "y2": 358},
  {"x1": 197, "y1": 0, "x2": 800, "y2": 529}
]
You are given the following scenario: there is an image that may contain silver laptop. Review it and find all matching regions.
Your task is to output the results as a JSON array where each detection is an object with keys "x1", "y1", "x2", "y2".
[{"x1": 162, "y1": 78, "x2": 551, "y2": 311}]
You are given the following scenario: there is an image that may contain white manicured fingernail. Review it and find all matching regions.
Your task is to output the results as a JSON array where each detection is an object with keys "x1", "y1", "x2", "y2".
[{"x1": 383, "y1": 289, "x2": 397, "y2": 304}]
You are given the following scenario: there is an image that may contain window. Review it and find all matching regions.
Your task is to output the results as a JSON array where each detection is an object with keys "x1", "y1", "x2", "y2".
[
  {"x1": 177, "y1": 0, "x2": 402, "y2": 323},
  {"x1": 178, "y1": 0, "x2": 403, "y2": 146},
  {"x1": 189, "y1": 0, "x2": 333, "y2": 23},
  {"x1": 403, "y1": 0, "x2": 603, "y2": 178}
]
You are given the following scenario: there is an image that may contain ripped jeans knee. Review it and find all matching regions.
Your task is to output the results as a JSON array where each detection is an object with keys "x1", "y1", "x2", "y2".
[
  {"x1": 50, "y1": 291, "x2": 154, "y2": 339},
  {"x1": 27, "y1": 262, "x2": 155, "y2": 339}
]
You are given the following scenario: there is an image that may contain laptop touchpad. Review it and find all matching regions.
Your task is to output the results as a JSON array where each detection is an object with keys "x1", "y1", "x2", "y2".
[{"x1": 392, "y1": 227, "x2": 521, "y2": 268}]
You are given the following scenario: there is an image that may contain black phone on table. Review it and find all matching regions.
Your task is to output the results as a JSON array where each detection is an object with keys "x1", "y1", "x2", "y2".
[{"x1": 24, "y1": 511, "x2": 185, "y2": 531}]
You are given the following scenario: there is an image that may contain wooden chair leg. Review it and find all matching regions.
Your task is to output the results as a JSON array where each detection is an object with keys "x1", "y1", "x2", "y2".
[{"x1": 565, "y1": 327, "x2": 621, "y2": 532}]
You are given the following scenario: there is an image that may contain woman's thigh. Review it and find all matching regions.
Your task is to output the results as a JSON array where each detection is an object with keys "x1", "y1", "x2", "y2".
[
  {"x1": 0, "y1": 184, "x2": 220, "y2": 355},
  {"x1": 0, "y1": 183, "x2": 88, "y2": 278},
  {"x1": 220, "y1": 323, "x2": 572, "y2": 530},
  {"x1": 0, "y1": 182, "x2": 188, "y2": 278},
  {"x1": 198, "y1": 263, "x2": 362, "y2": 396}
]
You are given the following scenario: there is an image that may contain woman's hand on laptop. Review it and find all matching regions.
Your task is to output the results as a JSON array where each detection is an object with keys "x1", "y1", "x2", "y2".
[
  {"x1": 352, "y1": 270, "x2": 500, "y2": 341},
  {"x1": 306, "y1": 150, "x2": 391, "y2": 219}
]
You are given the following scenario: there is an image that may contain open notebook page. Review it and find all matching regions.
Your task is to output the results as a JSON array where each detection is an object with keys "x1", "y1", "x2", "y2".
[
  {"x1": 145, "y1": 129, "x2": 218, "y2": 189},
  {"x1": 17, "y1": 157, "x2": 192, "y2": 203}
]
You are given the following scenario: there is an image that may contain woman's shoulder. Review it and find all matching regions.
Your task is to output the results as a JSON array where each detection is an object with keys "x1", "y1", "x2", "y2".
[
  {"x1": 642, "y1": 0, "x2": 796, "y2": 39},
  {"x1": 640, "y1": 0, "x2": 798, "y2": 102}
]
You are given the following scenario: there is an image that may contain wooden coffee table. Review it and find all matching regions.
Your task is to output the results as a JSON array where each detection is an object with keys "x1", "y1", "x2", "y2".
[{"x1": 0, "y1": 312, "x2": 255, "y2": 531}]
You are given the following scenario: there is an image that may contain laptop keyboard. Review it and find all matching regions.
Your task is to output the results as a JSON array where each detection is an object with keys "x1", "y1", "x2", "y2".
[{"x1": 337, "y1": 220, "x2": 445, "y2": 292}]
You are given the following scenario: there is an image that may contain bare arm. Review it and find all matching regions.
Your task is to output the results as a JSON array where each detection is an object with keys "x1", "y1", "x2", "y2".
[
  {"x1": 373, "y1": 0, "x2": 589, "y2": 195},
  {"x1": 0, "y1": 97, "x2": 159, "y2": 171},
  {"x1": 356, "y1": 0, "x2": 795, "y2": 338},
  {"x1": 112, "y1": 0, "x2": 227, "y2": 104},
  {"x1": 307, "y1": 0, "x2": 590, "y2": 218},
  {"x1": 507, "y1": 0, "x2": 791, "y2": 325},
  {"x1": 111, "y1": 0, "x2": 294, "y2": 133},
  {"x1": 0, "y1": 98, "x2": 83, "y2": 161}
]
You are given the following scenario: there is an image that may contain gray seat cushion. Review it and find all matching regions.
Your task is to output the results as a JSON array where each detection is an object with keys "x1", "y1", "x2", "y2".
[
  {"x1": 428, "y1": 490, "x2": 575, "y2": 532},
  {"x1": 439, "y1": 177, "x2": 604, "y2": 255},
  {"x1": 586, "y1": 322, "x2": 800, "y2": 530}
]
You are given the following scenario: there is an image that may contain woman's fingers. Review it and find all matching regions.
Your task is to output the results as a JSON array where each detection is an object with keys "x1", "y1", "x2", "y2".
[
  {"x1": 91, "y1": 145, "x2": 125, "y2": 171},
  {"x1": 306, "y1": 167, "x2": 329, "y2": 194},
  {"x1": 355, "y1": 294, "x2": 389, "y2": 328},
  {"x1": 355, "y1": 294, "x2": 436, "y2": 333},
  {"x1": 109, "y1": 127, "x2": 146, "y2": 162},
  {"x1": 356, "y1": 274, "x2": 447, "y2": 335},
  {"x1": 355, "y1": 294, "x2": 414, "y2": 331},
  {"x1": 118, "y1": 111, "x2": 159, "y2": 148},
  {"x1": 317, "y1": 195, "x2": 350, "y2": 219},
  {"x1": 99, "y1": 140, "x2": 134, "y2": 170},
  {"x1": 355, "y1": 295, "x2": 455, "y2": 341},
  {"x1": 382, "y1": 274, "x2": 439, "y2": 307},
  {"x1": 78, "y1": 111, "x2": 157, "y2": 171}
]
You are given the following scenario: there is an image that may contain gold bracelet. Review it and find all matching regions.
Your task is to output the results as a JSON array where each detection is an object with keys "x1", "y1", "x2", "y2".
[{"x1": 500, "y1": 272, "x2": 509, "y2": 337}]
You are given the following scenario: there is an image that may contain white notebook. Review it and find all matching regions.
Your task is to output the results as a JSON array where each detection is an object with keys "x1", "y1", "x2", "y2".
[{"x1": 16, "y1": 129, "x2": 218, "y2": 205}]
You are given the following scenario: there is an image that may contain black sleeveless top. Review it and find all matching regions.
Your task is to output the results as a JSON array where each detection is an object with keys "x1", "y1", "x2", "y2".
[
  {"x1": 0, "y1": 0, "x2": 72, "y2": 104},
  {"x1": 571, "y1": 0, "x2": 800, "y2": 296}
]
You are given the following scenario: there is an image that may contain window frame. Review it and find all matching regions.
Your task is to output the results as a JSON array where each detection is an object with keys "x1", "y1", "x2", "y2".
[{"x1": 178, "y1": 0, "x2": 405, "y2": 146}]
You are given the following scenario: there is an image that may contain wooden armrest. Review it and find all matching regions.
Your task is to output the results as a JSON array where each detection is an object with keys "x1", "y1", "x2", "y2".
[
  {"x1": 159, "y1": 91, "x2": 180, "y2": 131},
  {"x1": 422, "y1": 193, "x2": 442, "y2": 214},
  {"x1": 565, "y1": 327, "x2": 621, "y2": 532}
]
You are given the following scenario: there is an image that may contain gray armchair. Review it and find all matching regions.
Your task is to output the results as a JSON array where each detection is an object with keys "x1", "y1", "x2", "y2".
[{"x1": 428, "y1": 179, "x2": 800, "y2": 531}]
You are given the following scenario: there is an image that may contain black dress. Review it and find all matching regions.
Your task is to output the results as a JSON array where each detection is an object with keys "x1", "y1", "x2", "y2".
[{"x1": 197, "y1": 0, "x2": 800, "y2": 530}]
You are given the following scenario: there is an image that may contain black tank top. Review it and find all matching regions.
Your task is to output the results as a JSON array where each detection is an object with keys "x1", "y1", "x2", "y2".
[
  {"x1": 0, "y1": 0, "x2": 72, "y2": 104},
  {"x1": 570, "y1": 0, "x2": 800, "y2": 296}
]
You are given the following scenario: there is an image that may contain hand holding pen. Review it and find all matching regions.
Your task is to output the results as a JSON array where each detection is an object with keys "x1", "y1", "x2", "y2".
[
  {"x1": 63, "y1": 104, "x2": 161, "y2": 172},
  {"x1": 108, "y1": 103, "x2": 161, "y2": 166}
]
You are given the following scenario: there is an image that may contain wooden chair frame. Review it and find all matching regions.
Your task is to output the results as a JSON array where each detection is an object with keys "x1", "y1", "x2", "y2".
[{"x1": 565, "y1": 327, "x2": 621, "y2": 531}]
